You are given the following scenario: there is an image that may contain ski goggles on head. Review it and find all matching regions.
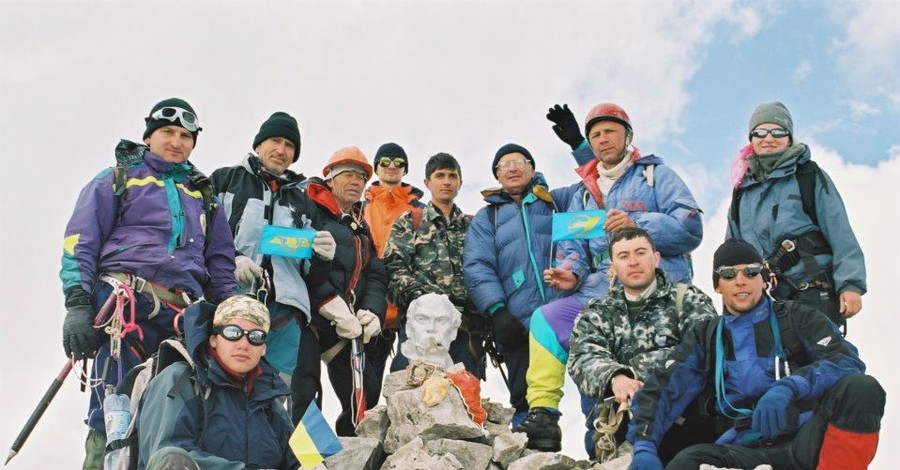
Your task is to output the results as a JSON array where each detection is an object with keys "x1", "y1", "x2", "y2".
[
  {"x1": 213, "y1": 324, "x2": 267, "y2": 346},
  {"x1": 377, "y1": 157, "x2": 406, "y2": 168},
  {"x1": 148, "y1": 107, "x2": 201, "y2": 132},
  {"x1": 715, "y1": 263, "x2": 764, "y2": 280},
  {"x1": 749, "y1": 128, "x2": 790, "y2": 139}
]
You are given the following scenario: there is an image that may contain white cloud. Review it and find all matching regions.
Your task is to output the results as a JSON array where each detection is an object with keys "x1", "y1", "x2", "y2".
[
  {"x1": 793, "y1": 61, "x2": 813, "y2": 82},
  {"x1": 829, "y1": 2, "x2": 900, "y2": 106}
]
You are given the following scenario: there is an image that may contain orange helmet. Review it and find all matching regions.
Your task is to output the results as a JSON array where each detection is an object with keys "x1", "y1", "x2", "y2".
[
  {"x1": 322, "y1": 146, "x2": 373, "y2": 180},
  {"x1": 584, "y1": 102, "x2": 632, "y2": 136}
]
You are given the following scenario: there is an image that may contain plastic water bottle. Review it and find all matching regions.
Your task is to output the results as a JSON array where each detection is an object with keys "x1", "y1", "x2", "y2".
[{"x1": 102, "y1": 392, "x2": 131, "y2": 469}]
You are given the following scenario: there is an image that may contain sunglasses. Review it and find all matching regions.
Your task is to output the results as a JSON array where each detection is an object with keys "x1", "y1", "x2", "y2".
[
  {"x1": 147, "y1": 107, "x2": 201, "y2": 132},
  {"x1": 213, "y1": 324, "x2": 267, "y2": 346},
  {"x1": 377, "y1": 157, "x2": 406, "y2": 168},
  {"x1": 749, "y1": 128, "x2": 790, "y2": 139},
  {"x1": 715, "y1": 263, "x2": 764, "y2": 280}
]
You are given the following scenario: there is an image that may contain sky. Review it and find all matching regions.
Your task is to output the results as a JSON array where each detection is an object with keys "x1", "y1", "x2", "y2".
[{"x1": 1, "y1": 0, "x2": 898, "y2": 467}]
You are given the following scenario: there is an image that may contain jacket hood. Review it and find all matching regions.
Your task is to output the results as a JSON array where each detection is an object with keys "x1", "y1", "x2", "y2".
[{"x1": 183, "y1": 301, "x2": 216, "y2": 361}]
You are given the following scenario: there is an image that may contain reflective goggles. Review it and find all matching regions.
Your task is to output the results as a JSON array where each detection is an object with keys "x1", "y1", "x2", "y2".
[
  {"x1": 148, "y1": 107, "x2": 201, "y2": 132},
  {"x1": 213, "y1": 324, "x2": 267, "y2": 346},
  {"x1": 715, "y1": 263, "x2": 764, "y2": 280},
  {"x1": 749, "y1": 128, "x2": 790, "y2": 139},
  {"x1": 377, "y1": 157, "x2": 406, "y2": 168}
]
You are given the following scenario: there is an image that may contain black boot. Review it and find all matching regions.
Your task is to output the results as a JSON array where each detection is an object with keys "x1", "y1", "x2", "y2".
[{"x1": 519, "y1": 407, "x2": 562, "y2": 452}]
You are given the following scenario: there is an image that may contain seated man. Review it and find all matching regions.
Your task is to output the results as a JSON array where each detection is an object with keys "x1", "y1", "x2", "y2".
[
  {"x1": 628, "y1": 239, "x2": 885, "y2": 470},
  {"x1": 138, "y1": 296, "x2": 298, "y2": 469},
  {"x1": 566, "y1": 228, "x2": 717, "y2": 462}
]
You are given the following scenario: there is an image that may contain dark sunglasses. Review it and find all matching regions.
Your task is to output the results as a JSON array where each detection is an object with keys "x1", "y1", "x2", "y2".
[
  {"x1": 213, "y1": 324, "x2": 267, "y2": 346},
  {"x1": 377, "y1": 157, "x2": 406, "y2": 168},
  {"x1": 715, "y1": 263, "x2": 764, "y2": 280},
  {"x1": 749, "y1": 128, "x2": 790, "y2": 139},
  {"x1": 146, "y1": 107, "x2": 201, "y2": 132}
]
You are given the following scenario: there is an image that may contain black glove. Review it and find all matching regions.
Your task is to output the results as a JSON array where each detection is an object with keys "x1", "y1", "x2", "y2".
[
  {"x1": 62, "y1": 287, "x2": 104, "y2": 360},
  {"x1": 491, "y1": 306, "x2": 527, "y2": 351},
  {"x1": 546, "y1": 104, "x2": 584, "y2": 151}
]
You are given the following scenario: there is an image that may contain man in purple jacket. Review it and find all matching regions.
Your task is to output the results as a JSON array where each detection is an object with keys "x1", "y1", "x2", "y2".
[{"x1": 59, "y1": 98, "x2": 237, "y2": 469}]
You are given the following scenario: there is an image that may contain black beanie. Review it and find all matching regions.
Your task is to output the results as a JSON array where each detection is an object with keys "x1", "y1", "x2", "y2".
[
  {"x1": 492, "y1": 143, "x2": 535, "y2": 179},
  {"x1": 374, "y1": 142, "x2": 408, "y2": 174},
  {"x1": 253, "y1": 112, "x2": 302, "y2": 162},
  {"x1": 143, "y1": 98, "x2": 200, "y2": 144},
  {"x1": 712, "y1": 238, "x2": 764, "y2": 286}
]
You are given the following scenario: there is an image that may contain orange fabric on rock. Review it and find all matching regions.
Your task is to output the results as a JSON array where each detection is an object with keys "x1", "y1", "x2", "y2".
[{"x1": 446, "y1": 369, "x2": 487, "y2": 426}]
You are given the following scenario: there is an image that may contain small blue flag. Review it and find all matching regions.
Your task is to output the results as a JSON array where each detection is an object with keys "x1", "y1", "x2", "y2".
[
  {"x1": 552, "y1": 210, "x2": 607, "y2": 242},
  {"x1": 259, "y1": 225, "x2": 315, "y2": 259},
  {"x1": 289, "y1": 401, "x2": 343, "y2": 467}
]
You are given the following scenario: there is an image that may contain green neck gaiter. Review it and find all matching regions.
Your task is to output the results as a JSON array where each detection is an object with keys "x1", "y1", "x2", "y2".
[{"x1": 748, "y1": 144, "x2": 805, "y2": 181}]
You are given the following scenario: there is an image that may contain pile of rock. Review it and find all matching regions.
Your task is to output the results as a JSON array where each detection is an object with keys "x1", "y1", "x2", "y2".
[{"x1": 312, "y1": 366, "x2": 635, "y2": 470}]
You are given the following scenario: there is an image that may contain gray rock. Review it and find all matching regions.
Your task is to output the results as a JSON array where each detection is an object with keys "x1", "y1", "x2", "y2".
[
  {"x1": 425, "y1": 438, "x2": 493, "y2": 470},
  {"x1": 356, "y1": 404, "x2": 390, "y2": 441},
  {"x1": 322, "y1": 436, "x2": 384, "y2": 470},
  {"x1": 490, "y1": 432, "x2": 527, "y2": 468},
  {"x1": 382, "y1": 369, "x2": 416, "y2": 399},
  {"x1": 384, "y1": 384, "x2": 483, "y2": 451},
  {"x1": 381, "y1": 437, "x2": 463, "y2": 470},
  {"x1": 597, "y1": 452, "x2": 631, "y2": 470},
  {"x1": 482, "y1": 399, "x2": 515, "y2": 425},
  {"x1": 507, "y1": 452, "x2": 579, "y2": 470}
]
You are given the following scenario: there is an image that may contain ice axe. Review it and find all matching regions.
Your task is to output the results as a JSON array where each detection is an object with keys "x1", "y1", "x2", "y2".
[{"x1": 349, "y1": 337, "x2": 366, "y2": 427}]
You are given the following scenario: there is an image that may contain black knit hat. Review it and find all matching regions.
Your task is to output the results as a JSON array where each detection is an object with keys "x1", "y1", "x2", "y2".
[
  {"x1": 143, "y1": 98, "x2": 201, "y2": 144},
  {"x1": 374, "y1": 142, "x2": 408, "y2": 174},
  {"x1": 492, "y1": 143, "x2": 535, "y2": 179},
  {"x1": 712, "y1": 238, "x2": 764, "y2": 286},
  {"x1": 253, "y1": 112, "x2": 302, "y2": 162}
]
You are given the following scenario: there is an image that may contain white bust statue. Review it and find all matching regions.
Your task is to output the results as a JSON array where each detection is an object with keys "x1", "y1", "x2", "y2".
[{"x1": 400, "y1": 293, "x2": 461, "y2": 369}]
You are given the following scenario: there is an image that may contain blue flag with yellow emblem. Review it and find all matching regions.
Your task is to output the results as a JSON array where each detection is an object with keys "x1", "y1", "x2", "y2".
[
  {"x1": 259, "y1": 225, "x2": 315, "y2": 259},
  {"x1": 552, "y1": 210, "x2": 607, "y2": 242},
  {"x1": 289, "y1": 401, "x2": 343, "y2": 467}
]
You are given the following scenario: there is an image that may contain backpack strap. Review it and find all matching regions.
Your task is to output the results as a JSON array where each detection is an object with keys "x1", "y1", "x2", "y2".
[
  {"x1": 795, "y1": 160, "x2": 826, "y2": 227},
  {"x1": 773, "y1": 300, "x2": 808, "y2": 365},
  {"x1": 410, "y1": 206, "x2": 424, "y2": 233},
  {"x1": 675, "y1": 283, "x2": 688, "y2": 319}
]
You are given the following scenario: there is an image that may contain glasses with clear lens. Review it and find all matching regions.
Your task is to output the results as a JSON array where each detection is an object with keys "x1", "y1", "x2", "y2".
[
  {"x1": 213, "y1": 324, "x2": 267, "y2": 346},
  {"x1": 496, "y1": 159, "x2": 528, "y2": 172},
  {"x1": 148, "y1": 107, "x2": 201, "y2": 132},
  {"x1": 749, "y1": 128, "x2": 790, "y2": 139},
  {"x1": 715, "y1": 263, "x2": 764, "y2": 280},
  {"x1": 377, "y1": 157, "x2": 406, "y2": 168}
]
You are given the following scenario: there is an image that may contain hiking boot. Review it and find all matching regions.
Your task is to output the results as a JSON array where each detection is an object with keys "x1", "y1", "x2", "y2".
[{"x1": 519, "y1": 407, "x2": 562, "y2": 452}]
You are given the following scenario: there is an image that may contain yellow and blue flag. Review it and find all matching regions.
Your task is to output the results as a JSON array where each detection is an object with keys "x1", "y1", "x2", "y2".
[
  {"x1": 552, "y1": 210, "x2": 606, "y2": 242},
  {"x1": 259, "y1": 225, "x2": 315, "y2": 259},
  {"x1": 289, "y1": 401, "x2": 343, "y2": 468}
]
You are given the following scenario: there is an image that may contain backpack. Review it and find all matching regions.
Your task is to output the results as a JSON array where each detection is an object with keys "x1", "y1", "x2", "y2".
[
  {"x1": 103, "y1": 338, "x2": 208, "y2": 470},
  {"x1": 730, "y1": 159, "x2": 827, "y2": 229},
  {"x1": 112, "y1": 140, "x2": 218, "y2": 237}
]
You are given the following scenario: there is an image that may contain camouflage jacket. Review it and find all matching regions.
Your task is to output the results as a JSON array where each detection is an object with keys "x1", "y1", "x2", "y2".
[
  {"x1": 384, "y1": 202, "x2": 469, "y2": 312},
  {"x1": 567, "y1": 269, "x2": 717, "y2": 399}
]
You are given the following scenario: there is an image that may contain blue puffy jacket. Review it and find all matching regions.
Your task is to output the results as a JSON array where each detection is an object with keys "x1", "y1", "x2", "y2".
[
  {"x1": 464, "y1": 173, "x2": 572, "y2": 327},
  {"x1": 137, "y1": 303, "x2": 298, "y2": 469},
  {"x1": 559, "y1": 151, "x2": 703, "y2": 303},
  {"x1": 726, "y1": 144, "x2": 866, "y2": 296}
]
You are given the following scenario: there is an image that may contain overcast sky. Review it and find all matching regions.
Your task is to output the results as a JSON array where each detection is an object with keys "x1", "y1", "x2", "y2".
[{"x1": 1, "y1": 1, "x2": 898, "y2": 467}]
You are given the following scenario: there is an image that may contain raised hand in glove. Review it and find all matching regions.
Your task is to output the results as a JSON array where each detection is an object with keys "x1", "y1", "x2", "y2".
[
  {"x1": 235, "y1": 255, "x2": 263, "y2": 287},
  {"x1": 62, "y1": 287, "x2": 104, "y2": 360},
  {"x1": 319, "y1": 297, "x2": 362, "y2": 340},
  {"x1": 752, "y1": 383, "x2": 797, "y2": 438},
  {"x1": 312, "y1": 230, "x2": 336, "y2": 261},
  {"x1": 491, "y1": 306, "x2": 527, "y2": 351},
  {"x1": 356, "y1": 309, "x2": 382, "y2": 344},
  {"x1": 546, "y1": 104, "x2": 585, "y2": 150}
]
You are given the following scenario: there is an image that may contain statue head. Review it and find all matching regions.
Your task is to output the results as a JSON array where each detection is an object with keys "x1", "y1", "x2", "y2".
[{"x1": 400, "y1": 293, "x2": 461, "y2": 369}]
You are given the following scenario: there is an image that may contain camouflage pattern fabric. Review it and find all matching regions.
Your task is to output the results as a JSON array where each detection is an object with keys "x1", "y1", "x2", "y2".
[
  {"x1": 213, "y1": 295, "x2": 271, "y2": 332},
  {"x1": 383, "y1": 202, "x2": 469, "y2": 311},
  {"x1": 567, "y1": 270, "x2": 717, "y2": 400}
]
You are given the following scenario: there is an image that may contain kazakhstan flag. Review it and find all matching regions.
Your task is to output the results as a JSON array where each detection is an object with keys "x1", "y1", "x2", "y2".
[
  {"x1": 259, "y1": 225, "x2": 315, "y2": 259},
  {"x1": 552, "y1": 210, "x2": 606, "y2": 242},
  {"x1": 289, "y1": 401, "x2": 343, "y2": 467}
]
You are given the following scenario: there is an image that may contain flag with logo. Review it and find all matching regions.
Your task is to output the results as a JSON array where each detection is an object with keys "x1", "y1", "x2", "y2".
[
  {"x1": 259, "y1": 225, "x2": 315, "y2": 259},
  {"x1": 289, "y1": 401, "x2": 343, "y2": 468},
  {"x1": 552, "y1": 210, "x2": 606, "y2": 242}
]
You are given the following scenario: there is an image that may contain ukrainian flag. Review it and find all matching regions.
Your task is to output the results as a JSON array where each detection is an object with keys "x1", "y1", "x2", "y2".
[
  {"x1": 552, "y1": 210, "x2": 606, "y2": 242},
  {"x1": 289, "y1": 402, "x2": 343, "y2": 468}
]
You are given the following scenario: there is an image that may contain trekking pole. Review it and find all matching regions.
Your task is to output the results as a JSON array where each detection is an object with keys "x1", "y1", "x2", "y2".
[
  {"x1": 350, "y1": 337, "x2": 366, "y2": 427},
  {"x1": 5, "y1": 293, "x2": 115, "y2": 465}
]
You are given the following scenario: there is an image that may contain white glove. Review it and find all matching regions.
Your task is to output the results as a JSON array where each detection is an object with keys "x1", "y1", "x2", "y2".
[
  {"x1": 312, "y1": 230, "x2": 336, "y2": 261},
  {"x1": 356, "y1": 309, "x2": 381, "y2": 344},
  {"x1": 319, "y1": 297, "x2": 362, "y2": 339},
  {"x1": 235, "y1": 255, "x2": 263, "y2": 287}
]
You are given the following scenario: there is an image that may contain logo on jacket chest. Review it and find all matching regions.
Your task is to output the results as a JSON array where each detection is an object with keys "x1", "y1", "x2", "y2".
[{"x1": 619, "y1": 200, "x2": 649, "y2": 211}]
